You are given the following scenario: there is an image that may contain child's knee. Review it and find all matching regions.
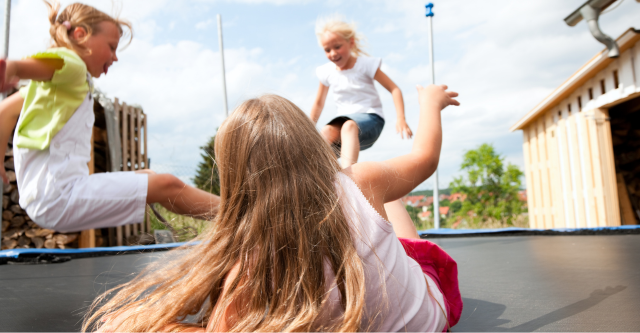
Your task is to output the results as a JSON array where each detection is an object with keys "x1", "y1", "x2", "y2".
[
  {"x1": 341, "y1": 120, "x2": 359, "y2": 135},
  {"x1": 321, "y1": 125, "x2": 340, "y2": 142}
]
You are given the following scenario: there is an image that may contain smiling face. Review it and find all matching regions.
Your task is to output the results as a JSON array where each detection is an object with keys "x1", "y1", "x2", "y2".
[
  {"x1": 319, "y1": 31, "x2": 355, "y2": 70},
  {"x1": 74, "y1": 21, "x2": 121, "y2": 78}
]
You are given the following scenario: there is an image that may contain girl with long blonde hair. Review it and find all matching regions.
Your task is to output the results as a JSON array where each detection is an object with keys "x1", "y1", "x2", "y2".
[
  {"x1": 86, "y1": 85, "x2": 461, "y2": 332},
  {"x1": 0, "y1": 1, "x2": 220, "y2": 233}
]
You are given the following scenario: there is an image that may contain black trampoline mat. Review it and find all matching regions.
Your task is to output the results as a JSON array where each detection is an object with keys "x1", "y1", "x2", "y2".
[{"x1": 1, "y1": 235, "x2": 639, "y2": 332}]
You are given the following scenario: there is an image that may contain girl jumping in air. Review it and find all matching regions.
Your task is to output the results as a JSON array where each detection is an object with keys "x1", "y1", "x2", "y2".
[
  {"x1": 0, "y1": 1, "x2": 219, "y2": 233},
  {"x1": 86, "y1": 85, "x2": 461, "y2": 332},
  {"x1": 311, "y1": 18, "x2": 416, "y2": 234}
]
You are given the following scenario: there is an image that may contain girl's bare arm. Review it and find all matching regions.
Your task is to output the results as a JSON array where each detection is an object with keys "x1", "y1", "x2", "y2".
[
  {"x1": 0, "y1": 58, "x2": 64, "y2": 91},
  {"x1": 374, "y1": 69, "x2": 412, "y2": 139},
  {"x1": 348, "y1": 84, "x2": 459, "y2": 216},
  {"x1": 0, "y1": 93, "x2": 24, "y2": 184},
  {"x1": 309, "y1": 82, "x2": 329, "y2": 124}
]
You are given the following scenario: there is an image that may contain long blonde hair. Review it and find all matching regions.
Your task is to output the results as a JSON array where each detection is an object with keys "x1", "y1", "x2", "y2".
[
  {"x1": 316, "y1": 16, "x2": 368, "y2": 57},
  {"x1": 44, "y1": 1, "x2": 132, "y2": 54},
  {"x1": 83, "y1": 95, "x2": 366, "y2": 332}
]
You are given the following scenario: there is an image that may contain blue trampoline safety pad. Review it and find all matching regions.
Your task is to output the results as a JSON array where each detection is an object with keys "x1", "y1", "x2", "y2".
[
  {"x1": 418, "y1": 225, "x2": 640, "y2": 236},
  {"x1": 0, "y1": 242, "x2": 187, "y2": 258}
]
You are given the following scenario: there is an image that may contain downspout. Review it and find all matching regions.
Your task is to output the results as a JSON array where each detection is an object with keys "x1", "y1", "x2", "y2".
[{"x1": 565, "y1": 0, "x2": 621, "y2": 58}]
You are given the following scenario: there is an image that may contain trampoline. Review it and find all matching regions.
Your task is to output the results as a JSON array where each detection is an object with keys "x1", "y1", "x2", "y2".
[{"x1": 1, "y1": 227, "x2": 640, "y2": 332}]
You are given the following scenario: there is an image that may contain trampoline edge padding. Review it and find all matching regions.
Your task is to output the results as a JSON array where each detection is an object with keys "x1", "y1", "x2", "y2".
[
  {"x1": 419, "y1": 225, "x2": 640, "y2": 238},
  {"x1": 0, "y1": 242, "x2": 188, "y2": 259}
]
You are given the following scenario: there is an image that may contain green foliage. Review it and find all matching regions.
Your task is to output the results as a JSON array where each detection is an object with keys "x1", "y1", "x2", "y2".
[
  {"x1": 193, "y1": 134, "x2": 220, "y2": 195},
  {"x1": 148, "y1": 205, "x2": 210, "y2": 242},
  {"x1": 408, "y1": 188, "x2": 452, "y2": 197},
  {"x1": 449, "y1": 143, "x2": 527, "y2": 227},
  {"x1": 405, "y1": 205, "x2": 434, "y2": 231}
]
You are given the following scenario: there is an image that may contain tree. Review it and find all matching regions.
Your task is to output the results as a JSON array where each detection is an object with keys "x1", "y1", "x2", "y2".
[
  {"x1": 192, "y1": 134, "x2": 220, "y2": 195},
  {"x1": 449, "y1": 143, "x2": 526, "y2": 227}
]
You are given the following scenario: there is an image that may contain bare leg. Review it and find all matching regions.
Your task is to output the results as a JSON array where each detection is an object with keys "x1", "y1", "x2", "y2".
[
  {"x1": 384, "y1": 199, "x2": 420, "y2": 239},
  {"x1": 321, "y1": 123, "x2": 341, "y2": 145},
  {"x1": 340, "y1": 120, "x2": 360, "y2": 169},
  {"x1": 138, "y1": 170, "x2": 220, "y2": 220}
]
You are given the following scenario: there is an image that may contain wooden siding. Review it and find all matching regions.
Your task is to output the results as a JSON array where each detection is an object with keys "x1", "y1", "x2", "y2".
[{"x1": 520, "y1": 36, "x2": 639, "y2": 228}]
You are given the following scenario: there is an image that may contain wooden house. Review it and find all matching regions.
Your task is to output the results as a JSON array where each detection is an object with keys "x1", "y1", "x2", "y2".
[{"x1": 511, "y1": 28, "x2": 640, "y2": 229}]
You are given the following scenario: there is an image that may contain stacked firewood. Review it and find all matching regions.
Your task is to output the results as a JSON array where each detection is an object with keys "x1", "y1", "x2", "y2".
[{"x1": 2, "y1": 138, "x2": 81, "y2": 250}]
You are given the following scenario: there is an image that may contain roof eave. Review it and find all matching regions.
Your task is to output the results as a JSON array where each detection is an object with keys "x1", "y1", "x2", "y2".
[{"x1": 510, "y1": 28, "x2": 640, "y2": 132}]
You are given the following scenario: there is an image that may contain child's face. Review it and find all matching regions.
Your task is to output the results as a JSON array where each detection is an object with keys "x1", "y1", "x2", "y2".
[
  {"x1": 320, "y1": 31, "x2": 354, "y2": 69},
  {"x1": 74, "y1": 21, "x2": 121, "y2": 78}
]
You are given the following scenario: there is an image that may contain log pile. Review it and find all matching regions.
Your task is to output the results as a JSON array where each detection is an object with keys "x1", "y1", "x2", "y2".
[
  {"x1": 611, "y1": 107, "x2": 640, "y2": 225},
  {"x1": 2, "y1": 136, "x2": 84, "y2": 250}
]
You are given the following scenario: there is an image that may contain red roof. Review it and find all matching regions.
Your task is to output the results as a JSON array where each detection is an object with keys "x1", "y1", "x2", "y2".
[
  {"x1": 518, "y1": 190, "x2": 527, "y2": 202},
  {"x1": 416, "y1": 196, "x2": 434, "y2": 207},
  {"x1": 449, "y1": 193, "x2": 466, "y2": 202},
  {"x1": 418, "y1": 206, "x2": 450, "y2": 218},
  {"x1": 403, "y1": 195, "x2": 426, "y2": 206}
]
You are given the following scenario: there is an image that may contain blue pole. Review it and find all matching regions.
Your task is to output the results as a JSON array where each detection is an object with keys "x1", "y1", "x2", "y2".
[{"x1": 425, "y1": 3, "x2": 440, "y2": 230}]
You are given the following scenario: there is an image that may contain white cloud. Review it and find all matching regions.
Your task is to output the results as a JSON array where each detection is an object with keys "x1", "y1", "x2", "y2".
[{"x1": 195, "y1": 19, "x2": 215, "y2": 30}]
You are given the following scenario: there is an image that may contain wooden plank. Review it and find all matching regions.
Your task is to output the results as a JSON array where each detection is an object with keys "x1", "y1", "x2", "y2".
[
  {"x1": 136, "y1": 108, "x2": 143, "y2": 170},
  {"x1": 130, "y1": 105, "x2": 137, "y2": 172},
  {"x1": 116, "y1": 226, "x2": 123, "y2": 246},
  {"x1": 529, "y1": 126, "x2": 544, "y2": 228},
  {"x1": 522, "y1": 129, "x2": 536, "y2": 228},
  {"x1": 79, "y1": 229, "x2": 95, "y2": 248},
  {"x1": 596, "y1": 108, "x2": 621, "y2": 226},
  {"x1": 576, "y1": 110, "x2": 598, "y2": 227},
  {"x1": 586, "y1": 109, "x2": 608, "y2": 227},
  {"x1": 536, "y1": 118, "x2": 554, "y2": 228},
  {"x1": 106, "y1": 97, "x2": 122, "y2": 172},
  {"x1": 121, "y1": 103, "x2": 129, "y2": 172},
  {"x1": 557, "y1": 110, "x2": 577, "y2": 228},
  {"x1": 567, "y1": 109, "x2": 587, "y2": 227},
  {"x1": 143, "y1": 113, "x2": 148, "y2": 169},
  {"x1": 616, "y1": 174, "x2": 638, "y2": 225},
  {"x1": 545, "y1": 112, "x2": 564, "y2": 228}
]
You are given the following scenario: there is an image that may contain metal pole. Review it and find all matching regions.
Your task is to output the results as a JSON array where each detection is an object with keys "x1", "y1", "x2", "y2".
[
  {"x1": 426, "y1": 3, "x2": 440, "y2": 230},
  {"x1": 1, "y1": 0, "x2": 11, "y2": 244},
  {"x1": 217, "y1": 14, "x2": 229, "y2": 118},
  {"x1": 2, "y1": 0, "x2": 9, "y2": 58}
]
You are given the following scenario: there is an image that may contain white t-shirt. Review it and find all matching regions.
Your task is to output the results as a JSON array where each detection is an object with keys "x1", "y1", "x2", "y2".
[
  {"x1": 316, "y1": 173, "x2": 447, "y2": 332},
  {"x1": 316, "y1": 56, "x2": 385, "y2": 119}
]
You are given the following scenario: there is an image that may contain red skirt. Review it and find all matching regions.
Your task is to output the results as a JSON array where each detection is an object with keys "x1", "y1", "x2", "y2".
[{"x1": 398, "y1": 237, "x2": 463, "y2": 329}]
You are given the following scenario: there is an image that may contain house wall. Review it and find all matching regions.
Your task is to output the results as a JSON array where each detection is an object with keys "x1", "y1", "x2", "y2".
[{"x1": 521, "y1": 38, "x2": 640, "y2": 228}]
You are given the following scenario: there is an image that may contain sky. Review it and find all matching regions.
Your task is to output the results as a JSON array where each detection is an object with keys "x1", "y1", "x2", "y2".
[{"x1": 3, "y1": 0, "x2": 640, "y2": 189}]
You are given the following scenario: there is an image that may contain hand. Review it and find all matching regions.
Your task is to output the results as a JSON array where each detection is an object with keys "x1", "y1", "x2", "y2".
[
  {"x1": 0, "y1": 166, "x2": 8, "y2": 185},
  {"x1": 416, "y1": 84, "x2": 459, "y2": 111},
  {"x1": 0, "y1": 59, "x2": 19, "y2": 93},
  {"x1": 396, "y1": 119, "x2": 413, "y2": 139}
]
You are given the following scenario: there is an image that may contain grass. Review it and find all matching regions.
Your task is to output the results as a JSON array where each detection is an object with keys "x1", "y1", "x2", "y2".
[{"x1": 148, "y1": 205, "x2": 211, "y2": 243}]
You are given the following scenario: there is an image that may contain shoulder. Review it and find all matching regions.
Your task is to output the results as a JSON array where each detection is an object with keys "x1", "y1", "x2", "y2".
[
  {"x1": 356, "y1": 57, "x2": 381, "y2": 78},
  {"x1": 357, "y1": 56, "x2": 381, "y2": 68},
  {"x1": 316, "y1": 62, "x2": 337, "y2": 86}
]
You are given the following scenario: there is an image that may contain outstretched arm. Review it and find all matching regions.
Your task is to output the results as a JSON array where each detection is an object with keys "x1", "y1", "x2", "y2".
[
  {"x1": 347, "y1": 84, "x2": 459, "y2": 218},
  {"x1": 309, "y1": 82, "x2": 329, "y2": 124},
  {"x1": 0, "y1": 58, "x2": 63, "y2": 92},
  {"x1": 374, "y1": 69, "x2": 412, "y2": 139},
  {"x1": 0, "y1": 93, "x2": 24, "y2": 184}
]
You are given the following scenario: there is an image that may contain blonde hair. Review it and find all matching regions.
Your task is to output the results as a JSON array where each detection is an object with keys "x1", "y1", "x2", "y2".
[
  {"x1": 44, "y1": 1, "x2": 132, "y2": 54},
  {"x1": 316, "y1": 16, "x2": 368, "y2": 57},
  {"x1": 83, "y1": 95, "x2": 368, "y2": 332}
]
